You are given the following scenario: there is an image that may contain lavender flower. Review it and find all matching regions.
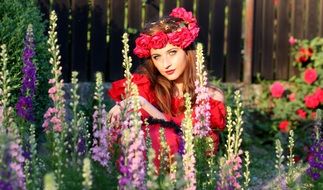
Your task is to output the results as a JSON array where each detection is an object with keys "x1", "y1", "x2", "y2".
[
  {"x1": 16, "y1": 24, "x2": 36, "y2": 122},
  {"x1": 306, "y1": 137, "x2": 323, "y2": 181}
]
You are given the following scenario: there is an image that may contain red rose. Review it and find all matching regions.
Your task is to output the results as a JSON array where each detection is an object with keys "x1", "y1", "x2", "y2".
[
  {"x1": 189, "y1": 25, "x2": 200, "y2": 39},
  {"x1": 150, "y1": 32, "x2": 168, "y2": 49},
  {"x1": 270, "y1": 81, "x2": 285, "y2": 98},
  {"x1": 288, "y1": 36, "x2": 297, "y2": 46},
  {"x1": 168, "y1": 27, "x2": 193, "y2": 48},
  {"x1": 296, "y1": 109, "x2": 307, "y2": 119},
  {"x1": 304, "y1": 93, "x2": 320, "y2": 109},
  {"x1": 170, "y1": 7, "x2": 196, "y2": 24},
  {"x1": 303, "y1": 68, "x2": 318, "y2": 84},
  {"x1": 288, "y1": 93, "x2": 296, "y2": 101},
  {"x1": 297, "y1": 48, "x2": 313, "y2": 63},
  {"x1": 314, "y1": 88, "x2": 323, "y2": 104},
  {"x1": 133, "y1": 34, "x2": 151, "y2": 58},
  {"x1": 278, "y1": 120, "x2": 290, "y2": 133}
]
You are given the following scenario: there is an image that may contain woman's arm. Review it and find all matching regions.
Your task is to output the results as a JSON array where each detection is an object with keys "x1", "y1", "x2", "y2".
[{"x1": 108, "y1": 96, "x2": 166, "y2": 125}]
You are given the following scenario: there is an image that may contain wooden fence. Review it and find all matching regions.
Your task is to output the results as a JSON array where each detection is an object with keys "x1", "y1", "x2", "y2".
[{"x1": 37, "y1": 0, "x2": 323, "y2": 83}]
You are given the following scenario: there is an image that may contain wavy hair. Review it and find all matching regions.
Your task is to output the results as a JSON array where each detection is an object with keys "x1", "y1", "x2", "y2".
[{"x1": 136, "y1": 16, "x2": 197, "y2": 116}]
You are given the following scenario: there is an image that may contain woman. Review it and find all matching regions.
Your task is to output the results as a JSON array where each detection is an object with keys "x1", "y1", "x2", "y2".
[{"x1": 108, "y1": 7, "x2": 226, "y2": 168}]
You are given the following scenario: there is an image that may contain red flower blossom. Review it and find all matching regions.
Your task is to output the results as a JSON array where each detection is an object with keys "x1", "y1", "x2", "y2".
[
  {"x1": 133, "y1": 34, "x2": 151, "y2": 58},
  {"x1": 296, "y1": 48, "x2": 313, "y2": 63},
  {"x1": 314, "y1": 88, "x2": 323, "y2": 104},
  {"x1": 304, "y1": 93, "x2": 320, "y2": 109},
  {"x1": 270, "y1": 81, "x2": 285, "y2": 98},
  {"x1": 303, "y1": 68, "x2": 318, "y2": 84},
  {"x1": 278, "y1": 120, "x2": 290, "y2": 133},
  {"x1": 296, "y1": 109, "x2": 307, "y2": 119},
  {"x1": 150, "y1": 32, "x2": 168, "y2": 49},
  {"x1": 288, "y1": 93, "x2": 296, "y2": 101}
]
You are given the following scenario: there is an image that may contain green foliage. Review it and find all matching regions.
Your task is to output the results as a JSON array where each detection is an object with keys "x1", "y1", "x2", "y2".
[{"x1": 0, "y1": 0, "x2": 51, "y2": 127}]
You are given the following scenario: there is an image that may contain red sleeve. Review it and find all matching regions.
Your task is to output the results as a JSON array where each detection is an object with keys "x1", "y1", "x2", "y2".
[
  {"x1": 107, "y1": 74, "x2": 155, "y2": 103},
  {"x1": 209, "y1": 98, "x2": 226, "y2": 131}
]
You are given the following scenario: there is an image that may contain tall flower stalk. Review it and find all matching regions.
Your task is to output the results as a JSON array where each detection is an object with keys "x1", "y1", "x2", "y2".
[
  {"x1": 182, "y1": 93, "x2": 196, "y2": 190},
  {"x1": 42, "y1": 11, "x2": 66, "y2": 188},
  {"x1": 91, "y1": 72, "x2": 110, "y2": 167},
  {"x1": 193, "y1": 43, "x2": 210, "y2": 137},
  {"x1": 82, "y1": 157, "x2": 93, "y2": 190},
  {"x1": 118, "y1": 33, "x2": 146, "y2": 189},
  {"x1": 275, "y1": 139, "x2": 287, "y2": 190},
  {"x1": 217, "y1": 90, "x2": 245, "y2": 190},
  {"x1": 15, "y1": 24, "x2": 37, "y2": 122}
]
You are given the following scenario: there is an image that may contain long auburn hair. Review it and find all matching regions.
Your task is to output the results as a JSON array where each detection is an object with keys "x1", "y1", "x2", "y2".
[{"x1": 136, "y1": 16, "x2": 197, "y2": 116}]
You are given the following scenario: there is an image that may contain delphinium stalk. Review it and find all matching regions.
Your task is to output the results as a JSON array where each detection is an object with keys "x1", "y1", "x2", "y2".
[
  {"x1": 42, "y1": 11, "x2": 66, "y2": 188},
  {"x1": 275, "y1": 139, "x2": 287, "y2": 190},
  {"x1": 69, "y1": 71, "x2": 88, "y2": 165},
  {"x1": 182, "y1": 93, "x2": 196, "y2": 190},
  {"x1": 0, "y1": 44, "x2": 12, "y2": 131},
  {"x1": 24, "y1": 124, "x2": 41, "y2": 190},
  {"x1": 242, "y1": 151, "x2": 250, "y2": 190},
  {"x1": 15, "y1": 24, "x2": 37, "y2": 122},
  {"x1": 82, "y1": 157, "x2": 92, "y2": 190},
  {"x1": 306, "y1": 111, "x2": 322, "y2": 182},
  {"x1": 193, "y1": 43, "x2": 210, "y2": 137},
  {"x1": 118, "y1": 33, "x2": 146, "y2": 189},
  {"x1": 43, "y1": 172, "x2": 58, "y2": 190},
  {"x1": 91, "y1": 72, "x2": 110, "y2": 167},
  {"x1": 217, "y1": 90, "x2": 244, "y2": 190},
  {"x1": 286, "y1": 130, "x2": 296, "y2": 187}
]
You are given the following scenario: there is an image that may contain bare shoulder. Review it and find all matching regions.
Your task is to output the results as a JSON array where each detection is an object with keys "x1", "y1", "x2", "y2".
[{"x1": 207, "y1": 85, "x2": 225, "y2": 103}]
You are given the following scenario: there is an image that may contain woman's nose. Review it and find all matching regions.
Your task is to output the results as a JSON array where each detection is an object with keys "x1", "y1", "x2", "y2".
[{"x1": 162, "y1": 57, "x2": 171, "y2": 69}]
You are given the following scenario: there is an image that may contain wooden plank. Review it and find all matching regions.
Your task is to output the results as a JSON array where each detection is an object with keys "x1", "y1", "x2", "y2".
[
  {"x1": 291, "y1": 0, "x2": 304, "y2": 38},
  {"x1": 252, "y1": 0, "x2": 263, "y2": 79},
  {"x1": 145, "y1": 0, "x2": 160, "y2": 22},
  {"x1": 290, "y1": 0, "x2": 304, "y2": 77},
  {"x1": 128, "y1": 0, "x2": 142, "y2": 29},
  {"x1": 226, "y1": 0, "x2": 243, "y2": 82},
  {"x1": 209, "y1": 0, "x2": 226, "y2": 79},
  {"x1": 180, "y1": 0, "x2": 194, "y2": 11},
  {"x1": 261, "y1": 0, "x2": 274, "y2": 80},
  {"x1": 163, "y1": 0, "x2": 177, "y2": 15},
  {"x1": 243, "y1": 0, "x2": 254, "y2": 84},
  {"x1": 319, "y1": 0, "x2": 323, "y2": 36},
  {"x1": 107, "y1": 0, "x2": 125, "y2": 81},
  {"x1": 196, "y1": 0, "x2": 210, "y2": 56},
  {"x1": 90, "y1": 0, "x2": 107, "y2": 81},
  {"x1": 53, "y1": 0, "x2": 71, "y2": 82},
  {"x1": 71, "y1": 0, "x2": 89, "y2": 81},
  {"x1": 276, "y1": 0, "x2": 290, "y2": 80},
  {"x1": 305, "y1": 0, "x2": 318, "y2": 39}
]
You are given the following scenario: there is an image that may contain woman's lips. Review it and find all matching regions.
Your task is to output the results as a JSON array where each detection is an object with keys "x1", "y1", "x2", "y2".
[{"x1": 165, "y1": 69, "x2": 175, "y2": 75}]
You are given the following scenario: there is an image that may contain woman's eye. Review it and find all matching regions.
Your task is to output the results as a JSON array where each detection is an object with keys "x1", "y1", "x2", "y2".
[
  {"x1": 152, "y1": 56, "x2": 160, "y2": 60},
  {"x1": 169, "y1": 50, "x2": 177, "y2": 55}
]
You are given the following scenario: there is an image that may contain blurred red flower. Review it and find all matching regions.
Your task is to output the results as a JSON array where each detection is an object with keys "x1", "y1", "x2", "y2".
[
  {"x1": 278, "y1": 120, "x2": 290, "y2": 133},
  {"x1": 270, "y1": 81, "x2": 285, "y2": 98},
  {"x1": 303, "y1": 68, "x2": 318, "y2": 84}
]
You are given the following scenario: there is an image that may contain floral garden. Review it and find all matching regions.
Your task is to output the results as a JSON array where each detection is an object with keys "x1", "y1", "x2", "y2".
[{"x1": 0, "y1": 3, "x2": 323, "y2": 190}]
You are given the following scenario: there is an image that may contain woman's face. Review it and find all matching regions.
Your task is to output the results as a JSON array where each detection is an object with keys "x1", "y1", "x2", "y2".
[{"x1": 150, "y1": 43, "x2": 188, "y2": 82}]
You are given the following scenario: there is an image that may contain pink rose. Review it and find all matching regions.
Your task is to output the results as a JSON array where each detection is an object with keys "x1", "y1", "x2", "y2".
[
  {"x1": 189, "y1": 25, "x2": 200, "y2": 39},
  {"x1": 168, "y1": 27, "x2": 193, "y2": 48},
  {"x1": 133, "y1": 34, "x2": 151, "y2": 58},
  {"x1": 303, "y1": 68, "x2": 317, "y2": 84},
  {"x1": 296, "y1": 109, "x2": 307, "y2": 119},
  {"x1": 150, "y1": 32, "x2": 168, "y2": 49},
  {"x1": 304, "y1": 93, "x2": 320, "y2": 109},
  {"x1": 270, "y1": 81, "x2": 285, "y2": 98},
  {"x1": 288, "y1": 93, "x2": 296, "y2": 101},
  {"x1": 278, "y1": 120, "x2": 289, "y2": 133},
  {"x1": 288, "y1": 36, "x2": 297, "y2": 46}
]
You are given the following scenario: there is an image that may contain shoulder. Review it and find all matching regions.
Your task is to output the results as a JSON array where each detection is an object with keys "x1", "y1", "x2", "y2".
[{"x1": 207, "y1": 85, "x2": 225, "y2": 103}]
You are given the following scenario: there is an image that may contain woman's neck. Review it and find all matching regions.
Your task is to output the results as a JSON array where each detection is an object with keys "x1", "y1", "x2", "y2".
[{"x1": 174, "y1": 82, "x2": 183, "y2": 97}]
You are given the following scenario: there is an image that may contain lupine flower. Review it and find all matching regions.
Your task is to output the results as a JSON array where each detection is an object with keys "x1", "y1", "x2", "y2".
[
  {"x1": 16, "y1": 24, "x2": 37, "y2": 121},
  {"x1": 82, "y1": 157, "x2": 93, "y2": 189},
  {"x1": 182, "y1": 93, "x2": 196, "y2": 190},
  {"x1": 275, "y1": 139, "x2": 287, "y2": 190},
  {"x1": 118, "y1": 33, "x2": 146, "y2": 189},
  {"x1": 193, "y1": 43, "x2": 211, "y2": 137}
]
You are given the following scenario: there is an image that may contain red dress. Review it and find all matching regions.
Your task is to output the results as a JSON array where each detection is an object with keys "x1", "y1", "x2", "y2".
[{"x1": 108, "y1": 74, "x2": 226, "y2": 168}]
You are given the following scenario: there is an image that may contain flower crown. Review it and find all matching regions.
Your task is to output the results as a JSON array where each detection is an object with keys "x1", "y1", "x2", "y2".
[{"x1": 133, "y1": 7, "x2": 200, "y2": 58}]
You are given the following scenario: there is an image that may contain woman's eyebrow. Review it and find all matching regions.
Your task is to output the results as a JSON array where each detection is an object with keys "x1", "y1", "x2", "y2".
[{"x1": 167, "y1": 48, "x2": 179, "y2": 52}]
